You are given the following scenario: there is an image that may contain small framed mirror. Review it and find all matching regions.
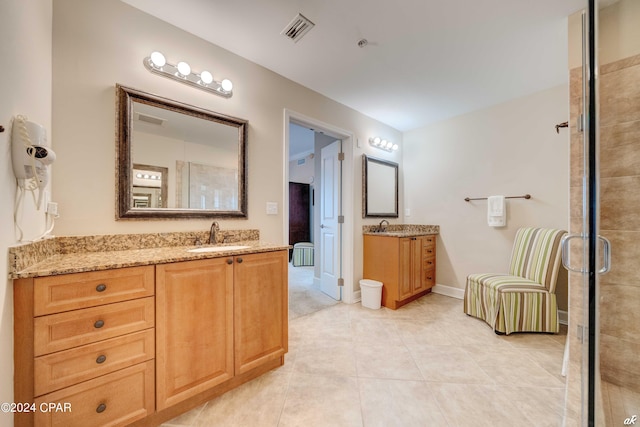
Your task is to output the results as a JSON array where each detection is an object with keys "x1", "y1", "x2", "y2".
[
  {"x1": 116, "y1": 85, "x2": 248, "y2": 219},
  {"x1": 362, "y1": 155, "x2": 399, "y2": 218}
]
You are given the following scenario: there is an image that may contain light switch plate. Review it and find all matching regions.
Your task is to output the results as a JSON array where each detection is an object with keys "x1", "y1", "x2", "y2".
[
  {"x1": 405, "y1": 208, "x2": 411, "y2": 216},
  {"x1": 266, "y1": 202, "x2": 278, "y2": 215}
]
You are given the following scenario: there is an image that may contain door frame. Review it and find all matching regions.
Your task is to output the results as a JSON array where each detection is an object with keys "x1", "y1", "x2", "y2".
[{"x1": 283, "y1": 109, "x2": 356, "y2": 304}]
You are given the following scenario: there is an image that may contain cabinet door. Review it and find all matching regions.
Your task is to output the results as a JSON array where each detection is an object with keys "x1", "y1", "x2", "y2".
[
  {"x1": 234, "y1": 251, "x2": 288, "y2": 375},
  {"x1": 411, "y1": 237, "x2": 425, "y2": 293},
  {"x1": 401, "y1": 237, "x2": 428, "y2": 296},
  {"x1": 156, "y1": 258, "x2": 234, "y2": 410},
  {"x1": 398, "y1": 238, "x2": 413, "y2": 300}
]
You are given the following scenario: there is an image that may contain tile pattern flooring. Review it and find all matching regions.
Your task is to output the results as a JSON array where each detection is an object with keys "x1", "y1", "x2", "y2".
[
  {"x1": 288, "y1": 265, "x2": 339, "y2": 320},
  {"x1": 163, "y1": 293, "x2": 568, "y2": 426}
]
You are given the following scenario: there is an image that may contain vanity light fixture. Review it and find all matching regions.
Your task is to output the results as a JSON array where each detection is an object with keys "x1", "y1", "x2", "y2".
[
  {"x1": 369, "y1": 136, "x2": 399, "y2": 152},
  {"x1": 143, "y1": 51, "x2": 233, "y2": 98}
]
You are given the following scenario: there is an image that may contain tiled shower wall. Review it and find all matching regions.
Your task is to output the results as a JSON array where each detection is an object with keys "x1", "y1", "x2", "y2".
[{"x1": 597, "y1": 54, "x2": 640, "y2": 390}]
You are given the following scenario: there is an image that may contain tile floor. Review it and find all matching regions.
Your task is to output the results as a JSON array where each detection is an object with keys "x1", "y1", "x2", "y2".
[
  {"x1": 163, "y1": 293, "x2": 568, "y2": 427},
  {"x1": 288, "y1": 264, "x2": 339, "y2": 320}
]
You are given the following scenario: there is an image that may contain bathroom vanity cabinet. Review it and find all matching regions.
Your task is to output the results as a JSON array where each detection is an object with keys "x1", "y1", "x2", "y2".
[
  {"x1": 363, "y1": 234, "x2": 436, "y2": 309},
  {"x1": 13, "y1": 248, "x2": 288, "y2": 427}
]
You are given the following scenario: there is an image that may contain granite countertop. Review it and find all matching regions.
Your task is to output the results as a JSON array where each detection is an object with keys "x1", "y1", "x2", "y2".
[
  {"x1": 362, "y1": 224, "x2": 439, "y2": 238},
  {"x1": 9, "y1": 230, "x2": 289, "y2": 279},
  {"x1": 12, "y1": 241, "x2": 288, "y2": 279}
]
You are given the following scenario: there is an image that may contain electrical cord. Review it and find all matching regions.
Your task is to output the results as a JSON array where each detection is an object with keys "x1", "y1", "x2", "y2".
[{"x1": 14, "y1": 183, "x2": 25, "y2": 242}]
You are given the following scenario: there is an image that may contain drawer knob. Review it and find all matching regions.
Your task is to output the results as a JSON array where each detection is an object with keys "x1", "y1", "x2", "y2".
[
  {"x1": 96, "y1": 355, "x2": 107, "y2": 364},
  {"x1": 427, "y1": 250, "x2": 433, "y2": 253},
  {"x1": 427, "y1": 276, "x2": 433, "y2": 280},
  {"x1": 226, "y1": 258, "x2": 233, "y2": 265},
  {"x1": 96, "y1": 403, "x2": 107, "y2": 413},
  {"x1": 237, "y1": 258, "x2": 243, "y2": 264},
  {"x1": 427, "y1": 261, "x2": 433, "y2": 265},
  {"x1": 96, "y1": 284, "x2": 107, "y2": 292},
  {"x1": 94, "y1": 320, "x2": 105, "y2": 329}
]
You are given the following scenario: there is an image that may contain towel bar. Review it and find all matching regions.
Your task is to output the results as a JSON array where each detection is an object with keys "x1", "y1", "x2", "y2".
[{"x1": 464, "y1": 194, "x2": 531, "y2": 202}]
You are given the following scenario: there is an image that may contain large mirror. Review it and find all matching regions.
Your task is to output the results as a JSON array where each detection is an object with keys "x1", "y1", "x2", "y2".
[
  {"x1": 362, "y1": 155, "x2": 398, "y2": 218},
  {"x1": 116, "y1": 85, "x2": 247, "y2": 219}
]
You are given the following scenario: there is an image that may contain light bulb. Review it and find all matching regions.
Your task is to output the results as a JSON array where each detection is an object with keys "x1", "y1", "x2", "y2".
[
  {"x1": 136, "y1": 173, "x2": 143, "y2": 178},
  {"x1": 372, "y1": 137, "x2": 381, "y2": 145},
  {"x1": 176, "y1": 61, "x2": 191, "y2": 77},
  {"x1": 386, "y1": 141, "x2": 394, "y2": 149},
  {"x1": 221, "y1": 79, "x2": 233, "y2": 92},
  {"x1": 392, "y1": 144, "x2": 399, "y2": 150},
  {"x1": 381, "y1": 139, "x2": 388, "y2": 147},
  {"x1": 200, "y1": 70, "x2": 213, "y2": 85},
  {"x1": 149, "y1": 51, "x2": 166, "y2": 68},
  {"x1": 143, "y1": 174, "x2": 150, "y2": 179}
]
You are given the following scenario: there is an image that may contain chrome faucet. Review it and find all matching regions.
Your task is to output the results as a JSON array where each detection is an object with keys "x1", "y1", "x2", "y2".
[
  {"x1": 209, "y1": 221, "x2": 220, "y2": 244},
  {"x1": 378, "y1": 219, "x2": 389, "y2": 232}
]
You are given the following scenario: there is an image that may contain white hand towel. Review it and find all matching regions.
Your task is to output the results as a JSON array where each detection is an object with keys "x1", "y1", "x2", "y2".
[{"x1": 487, "y1": 195, "x2": 506, "y2": 227}]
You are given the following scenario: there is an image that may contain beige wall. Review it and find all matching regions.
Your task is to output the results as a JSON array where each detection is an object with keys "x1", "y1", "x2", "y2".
[
  {"x1": 403, "y1": 85, "x2": 570, "y2": 304},
  {"x1": 51, "y1": 0, "x2": 403, "y2": 239},
  {"x1": 0, "y1": 1, "x2": 53, "y2": 425},
  {"x1": 51, "y1": 0, "x2": 402, "y2": 297}
]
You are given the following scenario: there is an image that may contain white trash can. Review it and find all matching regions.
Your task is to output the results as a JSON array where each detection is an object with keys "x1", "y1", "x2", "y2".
[{"x1": 360, "y1": 279, "x2": 383, "y2": 310}]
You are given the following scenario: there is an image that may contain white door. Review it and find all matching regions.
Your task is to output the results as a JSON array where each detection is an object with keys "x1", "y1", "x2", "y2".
[{"x1": 319, "y1": 141, "x2": 342, "y2": 300}]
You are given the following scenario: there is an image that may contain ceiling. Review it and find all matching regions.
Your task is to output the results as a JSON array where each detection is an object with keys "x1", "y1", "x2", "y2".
[{"x1": 121, "y1": 0, "x2": 586, "y2": 132}]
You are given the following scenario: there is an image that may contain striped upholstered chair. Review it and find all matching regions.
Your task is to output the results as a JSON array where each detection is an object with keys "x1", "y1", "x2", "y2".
[{"x1": 463, "y1": 227, "x2": 566, "y2": 335}]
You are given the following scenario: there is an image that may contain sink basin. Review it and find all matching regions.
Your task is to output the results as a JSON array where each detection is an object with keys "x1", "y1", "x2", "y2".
[{"x1": 187, "y1": 245, "x2": 250, "y2": 253}]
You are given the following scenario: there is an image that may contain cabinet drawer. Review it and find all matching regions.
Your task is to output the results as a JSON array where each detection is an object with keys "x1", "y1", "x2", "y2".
[
  {"x1": 423, "y1": 245, "x2": 435, "y2": 258},
  {"x1": 34, "y1": 297, "x2": 155, "y2": 356},
  {"x1": 34, "y1": 329, "x2": 154, "y2": 396},
  {"x1": 34, "y1": 266, "x2": 154, "y2": 316},
  {"x1": 34, "y1": 360, "x2": 155, "y2": 427},
  {"x1": 423, "y1": 235, "x2": 436, "y2": 246},
  {"x1": 423, "y1": 267, "x2": 436, "y2": 288},
  {"x1": 424, "y1": 256, "x2": 436, "y2": 270}
]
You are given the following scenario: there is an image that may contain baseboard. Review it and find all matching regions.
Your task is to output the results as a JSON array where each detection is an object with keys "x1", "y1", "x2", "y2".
[
  {"x1": 559, "y1": 310, "x2": 568, "y2": 325},
  {"x1": 432, "y1": 284, "x2": 465, "y2": 299},
  {"x1": 353, "y1": 281, "x2": 567, "y2": 324},
  {"x1": 353, "y1": 290, "x2": 361, "y2": 303}
]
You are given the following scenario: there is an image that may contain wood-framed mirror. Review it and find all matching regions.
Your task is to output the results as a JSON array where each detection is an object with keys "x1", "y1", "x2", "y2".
[
  {"x1": 116, "y1": 84, "x2": 248, "y2": 219},
  {"x1": 362, "y1": 154, "x2": 399, "y2": 218}
]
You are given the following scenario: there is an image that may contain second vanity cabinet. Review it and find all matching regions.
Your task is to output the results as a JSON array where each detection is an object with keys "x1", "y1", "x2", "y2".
[
  {"x1": 14, "y1": 248, "x2": 288, "y2": 427},
  {"x1": 364, "y1": 234, "x2": 436, "y2": 309}
]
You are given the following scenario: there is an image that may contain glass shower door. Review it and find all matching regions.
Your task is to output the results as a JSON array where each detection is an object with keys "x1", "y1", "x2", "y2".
[
  {"x1": 562, "y1": 2, "x2": 604, "y2": 424},
  {"x1": 565, "y1": 0, "x2": 640, "y2": 425}
]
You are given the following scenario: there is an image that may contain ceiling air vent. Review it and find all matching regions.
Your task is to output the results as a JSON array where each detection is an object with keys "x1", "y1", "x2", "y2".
[
  {"x1": 281, "y1": 13, "x2": 315, "y2": 43},
  {"x1": 135, "y1": 112, "x2": 166, "y2": 126}
]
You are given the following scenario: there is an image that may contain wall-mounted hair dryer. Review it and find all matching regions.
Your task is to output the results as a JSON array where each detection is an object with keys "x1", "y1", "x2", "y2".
[{"x1": 12, "y1": 115, "x2": 56, "y2": 209}]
